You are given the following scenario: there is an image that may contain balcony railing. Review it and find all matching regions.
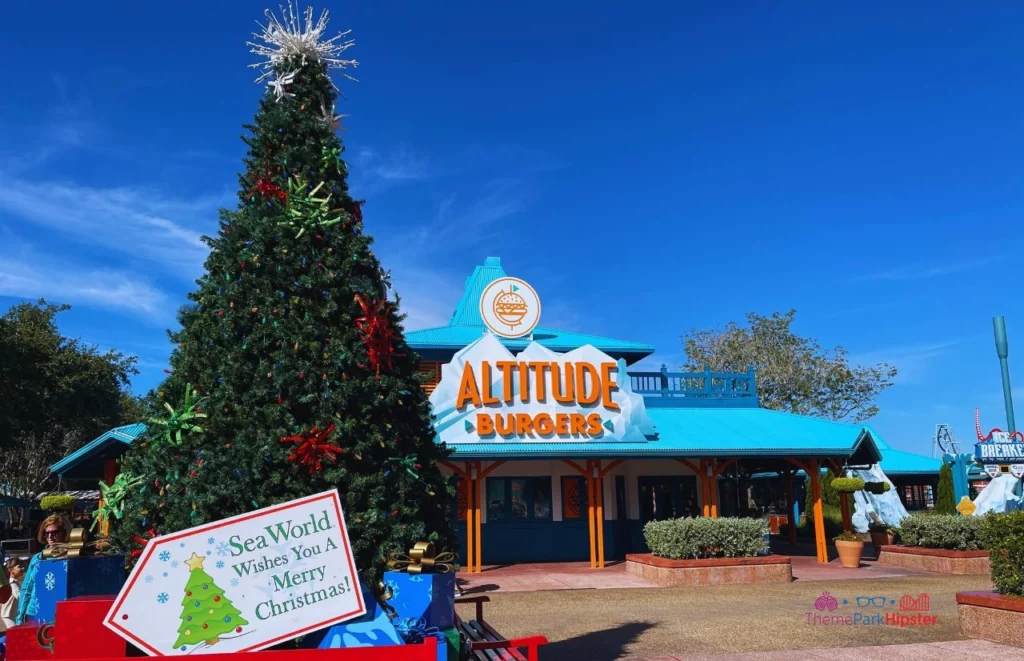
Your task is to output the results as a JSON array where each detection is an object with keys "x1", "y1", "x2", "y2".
[{"x1": 628, "y1": 366, "x2": 758, "y2": 408}]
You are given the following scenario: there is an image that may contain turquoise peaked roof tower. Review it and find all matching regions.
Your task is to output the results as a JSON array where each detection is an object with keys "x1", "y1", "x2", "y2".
[{"x1": 405, "y1": 257, "x2": 655, "y2": 363}]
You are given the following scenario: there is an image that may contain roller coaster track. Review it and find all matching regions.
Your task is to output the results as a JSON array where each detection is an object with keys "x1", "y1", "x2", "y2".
[{"x1": 976, "y1": 407, "x2": 1024, "y2": 442}]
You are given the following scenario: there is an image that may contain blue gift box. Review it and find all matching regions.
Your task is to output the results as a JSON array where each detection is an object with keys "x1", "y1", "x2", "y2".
[
  {"x1": 34, "y1": 555, "x2": 125, "y2": 623},
  {"x1": 300, "y1": 582, "x2": 404, "y2": 649},
  {"x1": 381, "y1": 570, "x2": 456, "y2": 631}
]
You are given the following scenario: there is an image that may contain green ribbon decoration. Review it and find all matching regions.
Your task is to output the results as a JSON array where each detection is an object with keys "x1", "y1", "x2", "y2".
[
  {"x1": 279, "y1": 177, "x2": 344, "y2": 238},
  {"x1": 321, "y1": 146, "x2": 341, "y2": 173},
  {"x1": 91, "y1": 472, "x2": 143, "y2": 531},
  {"x1": 387, "y1": 455, "x2": 421, "y2": 480},
  {"x1": 148, "y1": 383, "x2": 207, "y2": 447}
]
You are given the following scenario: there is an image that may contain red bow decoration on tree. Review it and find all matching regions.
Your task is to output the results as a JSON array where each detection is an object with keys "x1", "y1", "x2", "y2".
[
  {"x1": 354, "y1": 294, "x2": 404, "y2": 377},
  {"x1": 280, "y1": 424, "x2": 344, "y2": 474},
  {"x1": 129, "y1": 528, "x2": 158, "y2": 559},
  {"x1": 346, "y1": 200, "x2": 364, "y2": 227},
  {"x1": 247, "y1": 161, "x2": 287, "y2": 203}
]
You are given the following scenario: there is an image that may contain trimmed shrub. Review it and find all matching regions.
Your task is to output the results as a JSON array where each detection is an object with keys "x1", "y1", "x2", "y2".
[
  {"x1": 935, "y1": 463, "x2": 956, "y2": 514},
  {"x1": 40, "y1": 494, "x2": 75, "y2": 513},
  {"x1": 797, "y1": 504, "x2": 844, "y2": 539},
  {"x1": 643, "y1": 517, "x2": 769, "y2": 559},
  {"x1": 979, "y1": 511, "x2": 1024, "y2": 596},
  {"x1": 831, "y1": 477, "x2": 865, "y2": 493},
  {"x1": 899, "y1": 513, "x2": 985, "y2": 551},
  {"x1": 864, "y1": 482, "x2": 891, "y2": 494}
]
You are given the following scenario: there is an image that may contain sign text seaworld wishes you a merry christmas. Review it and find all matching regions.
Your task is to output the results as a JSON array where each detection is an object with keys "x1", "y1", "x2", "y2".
[{"x1": 105, "y1": 491, "x2": 365, "y2": 656}]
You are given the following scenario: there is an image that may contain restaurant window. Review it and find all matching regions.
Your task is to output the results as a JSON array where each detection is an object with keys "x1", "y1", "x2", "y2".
[
  {"x1": 901, "y1": 484, "x2": 934, "y2": 511},
  {"x1": 561, "y1": 476, "x2": 587, "y2": 519},
  {"x1": 486, "y1": 478, "x2": 552, "y2": 522}
]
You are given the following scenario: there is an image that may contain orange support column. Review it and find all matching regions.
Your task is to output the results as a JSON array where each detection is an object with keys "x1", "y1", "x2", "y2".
[
  {"x1": 587, "y1": 467, "x2": 597, "y2": 568},
  {"x1": 465, "y1": 464, "x2": 474, "y2": 574},
  {"x1": 596, "y1": 474, "x2": 605, "y2": 568},
  {"x1": 809, "y1": 459, "x2": 827, "y2": 563}
]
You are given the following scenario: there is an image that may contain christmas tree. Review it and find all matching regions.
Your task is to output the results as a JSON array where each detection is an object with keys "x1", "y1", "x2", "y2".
[
  {"x1": 173, "y1": 553, "x2": 247, "y2": 650},
  {"x1": 113, "y1": 3, "x2": 455, "y2": 584}
]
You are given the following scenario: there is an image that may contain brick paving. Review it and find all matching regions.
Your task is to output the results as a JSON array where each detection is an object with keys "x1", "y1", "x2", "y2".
[{"x1": 622, "y1": 639, "x2": 1021, "y2": 660}]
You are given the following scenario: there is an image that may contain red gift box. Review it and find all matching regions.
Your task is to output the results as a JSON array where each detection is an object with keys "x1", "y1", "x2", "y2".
[
  {"x1": 5, "y1": 624, "x2": 54, "y2": 661},
  {"x1": 53, "y1": 596, "x2": 125, "y2": 659}
]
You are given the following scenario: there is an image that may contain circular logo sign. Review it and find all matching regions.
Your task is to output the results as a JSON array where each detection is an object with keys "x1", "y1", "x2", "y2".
[{"x1": 480, "y1": 277, "x2": 541, "y2": 338}]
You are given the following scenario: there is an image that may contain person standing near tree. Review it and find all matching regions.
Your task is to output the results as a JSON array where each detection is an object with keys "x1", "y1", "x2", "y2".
[
  {"x1": 15, "y1": 515, "x2": 71, "y2": 625},
  {"x1": 1, "y1": 559, "x2": 27, "y2": 631}
]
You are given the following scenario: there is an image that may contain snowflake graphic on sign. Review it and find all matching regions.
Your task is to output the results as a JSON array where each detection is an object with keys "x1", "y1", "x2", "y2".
[
  {"x1": 44, "y1": 572, "x2": 55, "y2": 591},
  {"x1": 103, "y1": 490, "x2": 364, "y2": 656}
]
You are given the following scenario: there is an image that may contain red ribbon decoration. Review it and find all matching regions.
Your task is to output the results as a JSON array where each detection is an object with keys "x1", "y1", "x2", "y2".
[
  {"x1": 354, "y1": 294, "x2": 404, "y2": 377},
  {"x1": 247, "y1": 160, "x2": 287, "y2": 203},
  {"x1": 129, "y1": 528, "x2": 157, "y2": 559},
  {"x1": 280, "y1": 424, "x2": 344, "y2": 474}
]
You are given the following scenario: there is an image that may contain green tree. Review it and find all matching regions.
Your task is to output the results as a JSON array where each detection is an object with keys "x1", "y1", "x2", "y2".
[
  {"x1": 113, "y1": 6, "x2": 455, "y2": 584},
  {"x1": 173, "y1": 554, "x2": 247, "y2": 649},
  {"x1": 0, "y1": 300, "x2": 138, "y2": 499},
  {"x1": 683, "y1": 310, "x2": 897, "y2": 422},
  {"x1": 935, "y1": 463, "x2": 956, "y2": 514}
]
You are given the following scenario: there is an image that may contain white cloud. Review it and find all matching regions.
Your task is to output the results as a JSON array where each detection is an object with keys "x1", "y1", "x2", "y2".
[
  {"x1": 0, "y1": 173, "x2": 227, "y2": 279},
  {"x1": 848, "y1": 339, "x2": 960, "y2": 384},
  {"x1": 354, "y1": 146, "x2": 433, "y2": 187},
  {"x1": 0, "y1": 257, "x2": 169, "y2": 320},
  {"x1": 847, "y1": 258, "x2": 999, "y2": 283}
]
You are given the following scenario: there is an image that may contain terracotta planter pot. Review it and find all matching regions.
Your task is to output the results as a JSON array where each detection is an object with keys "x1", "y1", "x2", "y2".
[
  {"x1": 870, "y1": 530, "x2": 894, "y2": 552},
  {"x1": 835, "y1": 539, "x2": 864, "y2": 568}
]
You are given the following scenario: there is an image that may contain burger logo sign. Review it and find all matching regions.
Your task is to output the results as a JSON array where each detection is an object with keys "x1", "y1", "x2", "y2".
[{"x1": 480, "y1": 277, "x2": 540, "y2": 338}]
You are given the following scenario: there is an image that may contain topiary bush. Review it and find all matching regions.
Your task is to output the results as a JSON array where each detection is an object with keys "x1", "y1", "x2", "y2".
[
  {"x1": 831, "y1": 477, "x2": 865, "y2": 493},
  {"x1": 935, "y1": 463, "x2": 956, "y2": 514},
  {"x1": 864, "y1": 481, "x2": 891, "y2": 494},
  {"x1": 899, "y1": 513, "x2": 985, "y2": 551},
  {"x1": 40, "y1": 494, "x2": 75, "y2": 513},
  {"x1": 643, "y1": 517, "x2": 769, "y2": 559},
  {"x1": 978, "y1": 511, "x2": 1024, "y2": 596},
  {"x1": 797, "y1": 504, "x2": 844, "y2": 539}
]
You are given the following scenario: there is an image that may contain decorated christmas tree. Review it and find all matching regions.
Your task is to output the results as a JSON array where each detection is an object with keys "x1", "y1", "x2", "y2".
[
  {"x1": 112, "y1": 3, "x2": 455, "y2": 584},
  {"x1": 173, "y1": 553, "x2": 247, "y2": 650}
]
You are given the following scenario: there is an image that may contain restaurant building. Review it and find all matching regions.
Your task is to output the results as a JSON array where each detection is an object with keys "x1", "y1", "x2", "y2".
[{"x1": 50, "y1": 257, "x2": 940, "y2": 569}]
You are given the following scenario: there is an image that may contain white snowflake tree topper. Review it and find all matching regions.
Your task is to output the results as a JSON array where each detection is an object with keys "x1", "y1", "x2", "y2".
[
  {"x1": 269, "y1": 70, "x2": 297, "y2": 101},
  {"x1": 247, "y1": 2, "x2": 358, "y2": 85}
]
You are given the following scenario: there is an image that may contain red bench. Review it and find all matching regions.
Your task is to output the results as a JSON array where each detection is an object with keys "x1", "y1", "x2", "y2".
[{"x1": 455, "y1": 596, "x2": 548, "y2": 661}]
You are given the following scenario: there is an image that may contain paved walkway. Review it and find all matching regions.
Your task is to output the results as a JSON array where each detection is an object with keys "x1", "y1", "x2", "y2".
[
  {"x1": 623, "y1": 639, "x2": 1020, "y2": 660},
  {"x1": 456, "y1": 556, "x2": 927, "y2": 594}
]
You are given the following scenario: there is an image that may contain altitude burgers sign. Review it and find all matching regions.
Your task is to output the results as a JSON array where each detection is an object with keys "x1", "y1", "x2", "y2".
[{"x1": 430, "y1": 334, "x2": 654, "y2": 444}]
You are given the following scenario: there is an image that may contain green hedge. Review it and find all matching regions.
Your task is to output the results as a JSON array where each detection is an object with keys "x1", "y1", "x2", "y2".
[
  {"x1": 899, "y1": 513, "x2": 985, "y2": 551},
  {"x1": 797, "y1": 504, "x2": 844, "y2": 539},
  {"x1": 864, "y1": 482, "x2": 891, "y2": 494},
  {"x1": 979, "y1": 511, "x2": 1024, "y2": 596},
  {"x1": 831, "y1": 477, "x2": 865, "y2": 493},
  {"x1": 40, "y1": 494, "x2": 75, "y2": 512},
  {"x1": 643, "y1": 517, "x2": 769, "y2": 559}
]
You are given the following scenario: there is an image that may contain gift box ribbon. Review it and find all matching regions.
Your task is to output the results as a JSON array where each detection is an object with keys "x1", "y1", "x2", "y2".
[
  {"x1": 387, "y1": 541, "x2": 455, "y2": 575},
  {"x1": 394, "y1": 616, "x2": 441, "y2": 645},
  {"x1": 42, "y1": 528, "x2": 115, "y2": 559}
]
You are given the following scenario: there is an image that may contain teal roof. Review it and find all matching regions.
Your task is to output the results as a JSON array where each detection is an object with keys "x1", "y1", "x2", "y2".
[
  {"x1": 405, "y1": 257, "x2": 654, "y2": 361},
  {"x1": 49, "y1": 423, "x2": 147, "y2": 476},
  {"x1": 878, "y1": 448, "x2": 942, "y2": 475},
  {"x1": 445, "y1": 407, "x2": 883, "y2": 462}
]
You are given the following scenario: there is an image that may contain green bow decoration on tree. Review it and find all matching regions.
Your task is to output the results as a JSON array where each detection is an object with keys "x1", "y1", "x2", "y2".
[
  {"x1": 92, "y1": 471, "x2": 144, "y2": 530},
  {"x1": 321, "y1": 146, "x2": 342, "y2": 173},
  {"x1": 280, "y1": 177, "x2": 344, "y2": 238},
  {"x1": 387, "y1": 455, "x2": 422, "y2": 480},
  {"x1": 149, "y1": 383, "x2": 208, "y2": 447}
]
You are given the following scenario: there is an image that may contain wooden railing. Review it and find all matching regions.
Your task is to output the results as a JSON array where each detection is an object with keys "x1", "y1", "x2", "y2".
[{"x1": 629, "y1": 366, "x2": 758, "y2": 407}]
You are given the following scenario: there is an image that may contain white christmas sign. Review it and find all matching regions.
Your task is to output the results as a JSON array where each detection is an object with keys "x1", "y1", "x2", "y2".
[{"x1": 105, "y1": 490, "x2": 364, "y2": 656}]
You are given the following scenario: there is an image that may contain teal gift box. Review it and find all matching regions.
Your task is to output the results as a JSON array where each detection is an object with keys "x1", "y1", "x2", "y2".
[
  {"x1": 436, "y1": 627, "x2": 460, "y2": 661},
  {"x1": 381, "y1": 570, "x2": 456, "y2": 631}
]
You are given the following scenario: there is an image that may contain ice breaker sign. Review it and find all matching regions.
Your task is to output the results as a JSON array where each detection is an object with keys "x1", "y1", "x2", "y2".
[
  {"x1": 975, "y1": 434, "x2": 1024, "y2": 464},
  {"x1": 105, "y1": 490, "x2": 364, "y2": 656},
  {"x1": 430, "y1": 334, "x2": 654, "y2": 443}
]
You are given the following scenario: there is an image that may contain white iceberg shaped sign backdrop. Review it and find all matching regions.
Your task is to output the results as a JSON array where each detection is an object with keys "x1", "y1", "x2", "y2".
[{"x1": 430, "y1": 334, "x2": 655, "y2": 444}]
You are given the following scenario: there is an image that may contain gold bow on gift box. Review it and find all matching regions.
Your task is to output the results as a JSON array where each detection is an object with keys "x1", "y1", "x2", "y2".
[
  {"x1": 387, "y1": 541, "x2": 456, "y2": 575},
  {"x1": 42, "y1": 527, "x2": 116, "y2": 559}
]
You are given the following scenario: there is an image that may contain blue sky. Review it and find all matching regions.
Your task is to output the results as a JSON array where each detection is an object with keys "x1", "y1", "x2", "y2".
[{"x1": 2, "y1": 1, "x2": 1023, "y2": 456}]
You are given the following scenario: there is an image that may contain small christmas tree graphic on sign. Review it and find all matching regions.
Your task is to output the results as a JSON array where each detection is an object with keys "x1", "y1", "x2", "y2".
[{"x1": 173, "y1": 552, "x2": 248, "y2": 650}]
